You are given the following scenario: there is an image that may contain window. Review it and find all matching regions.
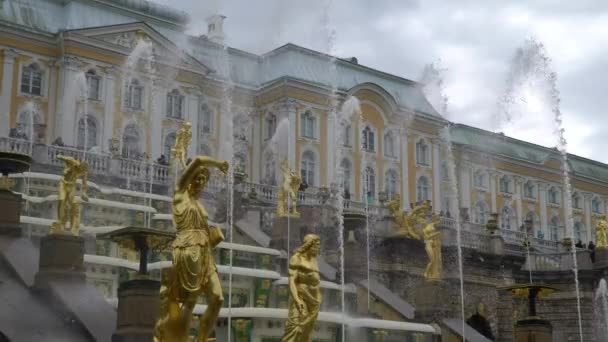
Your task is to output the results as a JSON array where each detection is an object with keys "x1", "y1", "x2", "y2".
[
  {"x1": 383, "y1": 132, "x2": 396, "y2": 158},
  {"x1": 415, "y1": 139, "x2": 429, "y2": 165},
  {"x1": 501, "y1": 206, "x2": 512, "y2": 230},
  {"x1": 265, "y1": 114, "x2": 276, "y2": 140},
  {"x1": 499, "y1": 176, "x2": 511, "y2": 193},
  {"x1": 593, "y1": 198, "x2": 602, "y2": 214},
  {"x1": 16, "y1": 110, "x2": 41, "y2": 141},
  {"x1": 264, "y1": 153, "x2": 275, "y2": 185},
  {"x1": 474, "y1": 170, "x2": 485, "y2": 188},
  {"x1": 524, "y1": 181, "x2": 535, "y2": 199},
  {"x1": 525, "y1": 212, "x2": 537, "y2": 233},
  {"x1": 574, "y1": 222, "x2": 584, "y2": 243},
  {"x1": 416, "y1": 176, "x2": 430, "y2": 202},
  {"x1": 124, "y1": 79, "x2": 143, "y2": 110},
  {"x1": 548, "y1": 187, "x2": 559, "y2": 205},
  {"x1": 550, "y1": 217, "x2": 560, "y2": 241},
  {"x1": 342, "y1": 124, "x2": 352, "y2": 147},
  {"x1": 474, "y1": 201, "x2": 487, "y2": 225},
  {"x1": 300, "y1": 151, "x2": 315, "y2": 186},
  {"x1": 300, "y1": 110, "x2": 316, "y2": 139},
  {"x1": 339, "y1": 159, "x2": 352, "y2": 192},
  {"x1": 364, "y1": 167, "x2": 376, "y2": 202},
  {"x1": 200, "y1": 104, "x2": 213, "y2": 134},
  {"x1": 384, "y1": 169, "x2": 399, "y2": 199},
  {"x1": 572, "y1": 193, "x2": 581, "y2": 209},
  {"x1": 76, "y1": 116, "x2": 97, "y2": 150},
  {"x1": 122, "y1": 123, "x2": 141, "y2": 157},
  {"x1": 441, "y1": 162, "x2": 449, "y2": 181},
  {"x1": 362, "y1": 126, "x2": 375, "y2": 152},
  {"x1": 20, "y1": 63, "x2": 43, "y2": 96},
  {"x1": 166, "y1": 89, "x2": 184, "y2": 119},
  {"x1": 86, "y1": 69, "x2": 101, "y2": 100},
  {"x1": 163, "y1": 132, "x2": 177, "y2": 161}
]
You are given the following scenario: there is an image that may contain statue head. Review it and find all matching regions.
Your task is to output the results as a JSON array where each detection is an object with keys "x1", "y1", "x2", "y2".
[
  {"x1": 297, "y1": 234, "x2": 321, "y2": 257},
  {"x1": 189, "y1": 167, "x2": 210, "y2": 196}
]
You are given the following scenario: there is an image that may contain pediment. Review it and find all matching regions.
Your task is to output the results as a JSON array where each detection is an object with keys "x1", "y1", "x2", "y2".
[{"x1": 64, "y1": 22, "x2": 210, "y2": 76}]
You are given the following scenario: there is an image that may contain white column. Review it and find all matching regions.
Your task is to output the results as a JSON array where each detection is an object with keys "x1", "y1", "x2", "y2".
[
  {"x1": 326, "y1": 113, "x2": 335, "y2": 186},
  {"x1": 57, "y1": 56, "x2": 84, "y2": 145},
  {"x1": 0, "y1": 49, "x2": 19, "y2": 137},
  {"x1": 284, "y1": 99, "x2": 297, "y2": 169},
  {"x1": 489, "y1": 171, "x2": 497, "y2": 213},
  {"x1": 432, "y1": 138, "x2": 441, "y2": 214},
  {"x1": 538, "y1": 182, "x2": 548, "y2": 235},
  {"x1": 459, "y1": 160, "x2": 472, "y2": 210},
  {"x1": 400, "y1": 127, "x2": 409, "y2": 210},
  {"x1": 102, "y1": 67, "x2": 116, "y2": 153},
  {"x1": 251, "y1": 112, "x2": 261, "y2": 182},
  {"x1": 514, "y1": 176, "x2": 523, "y2": 227},
  {"x1": 186, "y1": 90, "x2": 200, "y2": 158},
  {"x1": 150, "y1": 81, "x2": 164, "y2": 158},
  {"x1": 584, "y1": 193, "x2": 592, "y2": 243}
]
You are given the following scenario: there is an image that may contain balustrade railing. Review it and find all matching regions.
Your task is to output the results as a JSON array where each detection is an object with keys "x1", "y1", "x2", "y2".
[{"x1": 0, "y1": 137, "x2": 32, "y2": 155}]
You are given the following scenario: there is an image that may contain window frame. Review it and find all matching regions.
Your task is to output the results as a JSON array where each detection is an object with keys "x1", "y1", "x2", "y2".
[
  {"x1": 300, "y1": 150, "x2": 316, "y2": 186},
  {"x1": 86, "y1": 69, "x2": 102, "y2": 101},
  {"x1": 300, "y1": 110, "x2": 316, "y2": 140},
  {"x1": 362, "y1": 126, "x2": 376, "y2": 153},
  {"x1": 166, "y1": 89, "x2": 185, "y2": 119},
  {"x1": 383, "y1": 131, "x2": 397, "y2": 158},
  {"x1": 415, "y1": 139, "x2": 429, "y2": 166},
  {"x1": 124, "y1": 79, "x2": 144, "y2": 111},
  {"x1": 20, "y1": 63, "x2": 44, "y2": 96},
  {"x1": 416, "y1": 176, "x2": 430, "y2": 202}
]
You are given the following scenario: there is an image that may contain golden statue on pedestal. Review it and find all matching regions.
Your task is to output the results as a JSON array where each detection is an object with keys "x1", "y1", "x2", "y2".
[
  {"x1": 281, "y1": 234, "x2": 322, "y2": 342},
  {"x1": 171, "y1": 122, "x2": 192, "y2": 169},
  {"x1": 421, "y1": 214, "x2": 442, "y2": 281},
  {"x1": 49, "y1": 155, "x2": 89, "y2": 235},
  {"x1": 386, "y1": 194, "x2": 429, "y2": 239},
  {"x1": 277, "y1": 159, "x2": 301, "y2": 218},
  {"x1": 153, "y1": 153, "x2": 229, "y2": 342},
  {"x1": 597, "y1": 215, "x2": 608, "y2": 248}
]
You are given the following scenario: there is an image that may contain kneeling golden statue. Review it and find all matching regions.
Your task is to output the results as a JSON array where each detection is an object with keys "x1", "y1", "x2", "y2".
[{"x1": 154, "y1": 155, "x2": 229, "y2": 342}]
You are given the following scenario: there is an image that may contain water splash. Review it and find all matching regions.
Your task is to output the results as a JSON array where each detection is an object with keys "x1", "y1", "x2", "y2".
[
  {"x1": 595, "y1": 279, "x2": 608, "y2": 337},
  {"x1": 74, "y1": 71, "x2": 89, "y2": 158},
  {"x1": 420, "y1": 60, "x2": 449, "y2": 118}
]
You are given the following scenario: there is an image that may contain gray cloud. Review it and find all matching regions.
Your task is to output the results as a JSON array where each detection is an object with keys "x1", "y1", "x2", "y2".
[{"x1": 155, "y1": 0, "x2": 608, "y2": 162}]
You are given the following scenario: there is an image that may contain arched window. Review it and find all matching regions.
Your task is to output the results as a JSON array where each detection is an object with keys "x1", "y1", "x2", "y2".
[
  {"x1": 16, "y1": 109, "x2": 41, "y2": 141},
  {"x1": 21, "y1": 63, "x2": 43, "y2": 96},
  {"x1": 163, "y1": 132, "x2": 177, "y2": 161},
  {"x1": 524, "y1": 211, "x2": 537, "y2": 234},
  {"x1": 501, "y1": 206, "x2": 512, "y2": 230},
  {"x1": 200, "y1": 103, "x2": 213, "y2": 134},
  {"x1": 524, "y1": 181, "x2": 535, "y2": 199},
  {"x1": 574, "y1": 222, "x2": 585, "y2": 243},
  {"x1": 383, "y1": 132, "x2": 396, "y2": 158},
  {"x1": 441, "y1": 162, "x2": 449, "y2": 181},
  {"x1": 342, "y1": 124, "x2": 352, "y2": 147},
  {"x1": 415, "y1": 139, "x2": 429, "y2": 165},
  {"x1": 550, "y1": 216, "x2": 560, "y2": 241},
  {"x1": 76, "y1": 116, "x2": 97, "y2": 150},
  {"x1": 362, "y1": 126, "x2": 375, "y2": 152},
  {"x1": 265, "y1": 113, "x2": 276, "y2": 140},
  {"x1": 122, "y1": 123, "x2": 141, "y2": 157},
  {"x1": 548, "y1": 187, "x2": 559, "y2": 204},
  {"x1": 474, "y1": 201, "x2": 487, "y2": 225},
  {"x1": 300, "y1": 150, "x2": 316, "y2": 186},
  {"x1": 499, "y1": 176, "x2": 511, "y2": 193},
  {"x1": 572, "y1": 193, "x2": 582, "y2": 209},
  {"x1": 384, "y1": 169, "x2": 399, "y2": 198},
  {"x1": 364, "y1": 167, "x2": 376, "y2": 202},
  {"x1": 339, "y1": 158, "x2": 352, "y2": 193},
  {"x1": 86, "y1": 69, "x2": 101, "y2": 100},
  {"x1": 416, "y1": 176, "x2": 430, "y2": 202},
  {"x1": 473, "y1": 170, "x2": 486, "y2": 188},
  {"x1": 300, "y1": 110, "x2": 316, "y2": 139},
  {"x1": 125, "y1": 79, "x2": 143, "y2": 110},
  {"x1": 166, "y1": 89, "x2": 184, "y2": 119},
  {"x1": 593, "y1": 197, "x2": 602, "y2": 214}
]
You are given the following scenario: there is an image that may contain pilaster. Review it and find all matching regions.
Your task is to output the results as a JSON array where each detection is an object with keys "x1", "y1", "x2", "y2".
[
  {"x1": 514, "y1": 176, "x2": 523, "y2": 228},
  {"x1": 1, "y1": 49, "x2": 19, "y2": 136},
  {"x1": 149, "y1": 79, "x2": 164, "y2": 158},
  {"x1": 584, "y1": 193, "x2": 593, "y2": 243},
  {"x1": 327, "y1": 111, "x2": 336, "y2": 186},
  {"x1": 489, "y1": 170, "x2": 498, "y2": 213},
  {"x1": 538, "y1": 182, "x2": 548, "y2": 235},
  {"x1": 283, "y1": 98, "x2": 297, "y2": 169},
  {"x1": 56, "y1": 56, "x2": 86, "y2": 146},
  {"x1": 102, "y1": 66, "x2": 117, "y2": 153},
  {"x1": 251, "y1": 111, "x2": 261, "y2": 182},
  {"x1": 458, "y1": 158, "x2": 472, "y2": 210},
  {"x1": 400, "y1": 126, "x2": 409, "y2": 209},
  {"x1": 186, "y1": 88, "x2": 201, "y2": 158},
  {"x1": 431, "y1": 138, "x2": 441, "y2": 214}
]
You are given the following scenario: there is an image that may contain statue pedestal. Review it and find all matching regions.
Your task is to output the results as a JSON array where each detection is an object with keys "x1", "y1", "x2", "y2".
[
  {"x1": 0, "y1": 189, "x2": 22, "y2": 236},
  {"x1": 514, "y1": 318, "x2": 552, "y2": 342},
  {"x1": 35, "y1": 233, "x2": 85, "y2": 288},
  {"x1": 270, "y1": 216, "x2": 303, "y2": 254},
  {"x1": 490, "y1": 234, "x2": 504, "y2": 255},
  {"x1": 414, "y1": 280, "x2": 452, "y2": 321},
  {"x1": 112, "y1": 279, "x2": 161, "y2": 342},
  {"x1": 594, "y1": 247, "x2": 608, "y2": 269}
]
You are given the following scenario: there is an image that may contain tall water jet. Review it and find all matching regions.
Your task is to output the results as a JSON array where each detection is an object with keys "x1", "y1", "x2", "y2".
[
  {"x1": 420, "y1": 61, "x2": 467, "y2": 339},
  {"x1": 498, "y1": 37, "x2": 584, "y2": 341},
  {"x1": 74, "y1": 70, "x2": 88, "y2": 158},
  {"x1": 595, "y1": 279, "x2": 608, "y2": 337}
]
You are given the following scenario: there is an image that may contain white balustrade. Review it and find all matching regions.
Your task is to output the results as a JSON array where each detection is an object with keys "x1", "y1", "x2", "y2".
[{"x1": 0, "y1": 137, "x2": 31, "y2": 154}]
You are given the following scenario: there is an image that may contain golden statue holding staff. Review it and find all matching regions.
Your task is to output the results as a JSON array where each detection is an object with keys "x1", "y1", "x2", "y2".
[
  {"x1": 421, "y1": 213, "x2": 442, "y2": 281},
  {"x1": 171, "y1": 122, "x2": 192, "y2": 169},
  {"x1": 597, "y1": 215, "x2": 608, "y2": 248},
  {"x1": 281, "y1": 234, "x2": 322, "y2": 342},
  {"x1": 49, "y1": 155, "x2": 89, "y2": 235},
  {"x1": 153, "y1": 151, "x2": 229, "y2": 342},
  {"x1": 277, "y1": 159, "x2": 301, "y2": 217}
]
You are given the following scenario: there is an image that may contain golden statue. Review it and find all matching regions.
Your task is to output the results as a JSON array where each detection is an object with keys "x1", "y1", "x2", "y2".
[
  {"x1": 153, "y1": 155, "x2": 229, "y2": 342},
  {"x1": 281, "y1": 234, "x2": 322, "y2": 342},
  {"x1": 597, "y1": 215, "x2": 608, "y2": 248},
  {"x1": 49, "y1": 155, "x2": 89, "y2": 235},
  {"x1": 421, "y1": 214, "x2": 442, "y2": 281},
  {"x1": 171, "y1": 122, "x2": 192, "y2": 169},
  {"x1": 277, "y1": 159, "x2": 301, "y2": 218},
  {"x1": 386, "y1": 194, "x2": 429, "y2": 239}
]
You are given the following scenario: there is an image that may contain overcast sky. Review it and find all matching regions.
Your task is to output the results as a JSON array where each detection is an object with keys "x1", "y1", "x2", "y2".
[{"x1": 154, "y1": 0, "x2": 608, "y2": 163}]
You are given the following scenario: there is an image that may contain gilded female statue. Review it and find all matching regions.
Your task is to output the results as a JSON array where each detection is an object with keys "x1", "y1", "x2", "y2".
[
  {"x1": 50, "y1": 155, "x2": 89, "y2": 235},
  {"x1": 154, "y1": 155, "x2": 229, "y2": 342},
  {"x1": 277, "y1": 159, "x2": 301, "y2": 217},
  {"x1": 386, "y1": 194, "x2": 422, "y2": 239},
  {"x1": 281, "y1": 234, "x2": 322, "y2": 342},
  {"x1": 171, "y1": 122, "x2": 192, "y2": 169},
  {"x1": 421, "y1": 214, "x2": 442, "y2": 281},
  {"x1": 597, "y1": 215, "x2": 608, "y2": 248}
]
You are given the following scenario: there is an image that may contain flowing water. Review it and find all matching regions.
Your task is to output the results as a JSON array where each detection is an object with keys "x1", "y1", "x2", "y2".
[{"x1": 595, "y1": 279, "x2": 608, "y2": 337}]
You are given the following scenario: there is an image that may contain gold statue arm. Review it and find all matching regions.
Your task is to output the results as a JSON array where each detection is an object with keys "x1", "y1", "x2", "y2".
[
  {"x1": 287, "y1": 263, "x2": 304, "y2": 312},
  {"x1": 178, "y1": 156, "x2": 229, "y2": 191},
  {"x1": 56, "y1": 155, "x2": 78, "y2": 166}
]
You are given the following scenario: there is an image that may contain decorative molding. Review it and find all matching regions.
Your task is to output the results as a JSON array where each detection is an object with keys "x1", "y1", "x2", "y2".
[{"x1": 2, "y1": 48, "x2": 19, "y2": 60}]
